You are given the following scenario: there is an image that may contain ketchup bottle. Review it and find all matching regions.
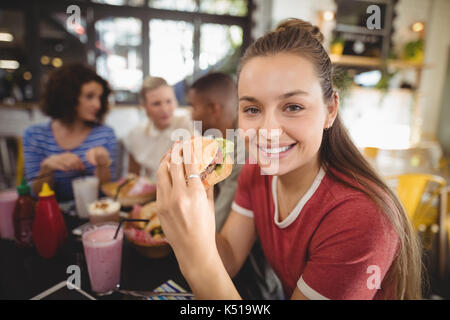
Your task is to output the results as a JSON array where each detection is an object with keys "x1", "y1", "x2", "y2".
[
  {"x1": 32, "y1": 183, "x2": 67, "y2": 258},
  {"x1": 13, "y1": 178, "x2": 35, "y2": 248}
]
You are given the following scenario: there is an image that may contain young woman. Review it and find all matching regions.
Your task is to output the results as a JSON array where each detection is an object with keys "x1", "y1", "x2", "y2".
[
  {"x1": 156, "y1": 19, "x2": 422, "y2": 300},
  {"x1": 23, "y1": 63, "x2": 117, "y2": 202},
  {"x1": 123, "y1": 76, "x2": 194, "y2": 181}
]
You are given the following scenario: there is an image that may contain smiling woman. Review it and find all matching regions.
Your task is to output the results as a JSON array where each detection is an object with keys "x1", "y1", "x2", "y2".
[
  {"x1": 22, "y1": 63, "x2": 118, "y2": 202},
  {"x1": 156, "y1": 18, "x2": 423, "y2": 300}
]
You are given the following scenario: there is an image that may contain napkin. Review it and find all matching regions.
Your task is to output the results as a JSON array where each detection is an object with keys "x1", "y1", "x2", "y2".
[{"x1": 149, "y1": 280, "x2": 194, "y2": 300}]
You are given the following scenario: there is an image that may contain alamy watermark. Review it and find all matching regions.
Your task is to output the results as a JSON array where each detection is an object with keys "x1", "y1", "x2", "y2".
[
  {"x1": 66, "y1": 265, "x2": 81, "y2": 290},
  {"x1": 367, "y1": 5, "x2": 382, "y2": 30},
  {"x1": 170, "y1": 121, "x2": 283, "y2": 175},
  {"x1": 367, "y1": 265, "x2": 381, "y2": 290},
  {"x1": 66, "y1": 5, "x2": 81, "y2": 32}
]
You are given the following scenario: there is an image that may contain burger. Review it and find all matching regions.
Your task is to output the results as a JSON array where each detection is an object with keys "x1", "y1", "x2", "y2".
[{"x1": 179, "y1": 136, "x2": 234, "y2": 189}]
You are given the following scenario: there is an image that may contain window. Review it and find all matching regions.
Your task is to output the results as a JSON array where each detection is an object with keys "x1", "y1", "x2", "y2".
[
  {"x1": 92, "y1": 0, "x2": 146, "y2": 6},
  {"x1": 200, "y1": 23, "x2": 242, "y2": 72},
  {"x1": 95, "y1": 17, "x2": 143, "y2": 103},
  {"x1": 149, "y1": 0, "x2": 197, "y2": 12},
  {"x1": 200, "y1": 0, "x2": 248, "y2": 16},
  {"x1": 0, "y1": 0, "x2": 252, "y2": 105},
  {"x1": 149, "y1": 19, "x2": 194, "y2": 85}
]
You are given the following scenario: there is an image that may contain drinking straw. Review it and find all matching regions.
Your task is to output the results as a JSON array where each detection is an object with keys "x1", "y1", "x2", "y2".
[{"x1": 114, "y1": 218, "x2": 149, "y2": 240}]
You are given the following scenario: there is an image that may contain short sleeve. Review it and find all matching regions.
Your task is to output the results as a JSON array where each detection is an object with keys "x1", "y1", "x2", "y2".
[
  {"x1": 298, "y1": 196, "x2": 399, "y2": 300},
  {"x1": 231, "y1": 163, "x2": 255, "y2": 218},
  {"x1": 23, "y1": 126, "x2": 46, "y2": 181}
]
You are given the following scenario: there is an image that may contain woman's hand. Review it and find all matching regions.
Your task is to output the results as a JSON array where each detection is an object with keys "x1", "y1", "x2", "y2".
[
  {"x1": 86, "y1": 146, "x2": 111, "y2": 167},
  {"x1": 156, "y1": 141, "x2": 217, "y2": 273},
  {"x1": 42, "y1": 152, "x2": 85, "y2": 172}
]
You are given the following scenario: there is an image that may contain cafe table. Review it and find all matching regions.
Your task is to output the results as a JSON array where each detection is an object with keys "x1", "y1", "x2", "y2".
[{"x1": 0, "y1": 203, "x2": 190, "y2": 300}]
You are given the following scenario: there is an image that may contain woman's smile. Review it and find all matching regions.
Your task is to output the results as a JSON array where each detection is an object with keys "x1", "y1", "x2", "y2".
[{"x1": 257, "y1": 142, "x2": 298, "y2": 159}]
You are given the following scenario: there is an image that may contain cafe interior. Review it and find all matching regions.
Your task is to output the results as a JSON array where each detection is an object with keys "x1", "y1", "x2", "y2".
[{"x1": 0, "y1": 0, "x2": 450, "y2": 300}]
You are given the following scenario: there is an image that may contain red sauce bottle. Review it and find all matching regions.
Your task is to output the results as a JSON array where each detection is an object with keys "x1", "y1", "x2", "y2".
[
  {"x1": 13, "y1": 178, "x2": 35, "y2": 248},
  {"x1": 32, "y1": 183, "x2": 67, "y2": 258}
]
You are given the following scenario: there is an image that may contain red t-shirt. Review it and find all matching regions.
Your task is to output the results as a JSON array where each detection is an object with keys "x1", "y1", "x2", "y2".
[{"x1": 231, "y1": 164, "x2": 399, "y2": 300}]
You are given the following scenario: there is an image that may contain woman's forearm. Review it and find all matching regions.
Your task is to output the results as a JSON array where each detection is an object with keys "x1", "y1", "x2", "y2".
[
  {"x1": 182, "y1": 249, "x2": 242, "y2": 300},
  {"x1": 95, "y1": 164, "x2": 111, "y2": 185},
  {"x1": 31, "y1": 160, "x2": 54, "y2": 195},
  {"x1": 215, "y1": 233, "x2": 241, "y2": 278}
]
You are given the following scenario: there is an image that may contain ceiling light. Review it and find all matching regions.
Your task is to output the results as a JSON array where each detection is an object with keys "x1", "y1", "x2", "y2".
[
  {"x1": 411, "y1": 22, "x2": 424, "y2": 33},
  {"x1": 0, "y1": 32, "x2": 14, "y2": 42},
  {"x1": 323, "y1": 11, "x2": 335, "y2": 22},
  {"x1": 0, "y1": 60, "x2": 20, "y2": 69}
]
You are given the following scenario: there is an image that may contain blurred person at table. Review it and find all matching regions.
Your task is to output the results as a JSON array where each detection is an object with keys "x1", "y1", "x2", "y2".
[
  {"x1": 123, "y1": 76, "x2": 194, "y2": 181},
  {"x1": 156, "y1": 19, "x2": 423, "y2": 300},
  {"x1": 188, "y1": 72, "x2": 284, "y2": 299},
  {"x1": 23, "y1": 63, "x2": 118, "y2": 202}
]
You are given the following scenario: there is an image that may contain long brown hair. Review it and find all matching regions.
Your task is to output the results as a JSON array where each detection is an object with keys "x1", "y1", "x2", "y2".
[{"x1": 238, "y1": 18, "x2": 423, "y2": 299}]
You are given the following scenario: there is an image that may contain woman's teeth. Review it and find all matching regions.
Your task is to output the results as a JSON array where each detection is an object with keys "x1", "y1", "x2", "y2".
[{"x1": 260, "y1": 143, "x2": 296, "y2": 154}]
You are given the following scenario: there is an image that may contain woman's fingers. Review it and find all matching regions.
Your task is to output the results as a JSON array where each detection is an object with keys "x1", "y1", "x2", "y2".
[
  {"x1": 85, "y1": 150, "x2": 96, "y2": 166},
  {"x1": 183, "y1": 141, "x2": 203, "y2": 191},
  {"x1": 156, "y1": 152, "x2": 172, "y2": 203},
  {"x1": 169, "y1": 142, "x2": 187, "y2": 190}
]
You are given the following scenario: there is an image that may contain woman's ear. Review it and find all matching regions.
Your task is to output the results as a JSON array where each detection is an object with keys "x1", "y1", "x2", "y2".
[
  {"x1": 209, "y1": 102, "x2": 222, "y2": 117},
  {"x1": 325, "y1": 91, "x2": 339, "y2": 129}
]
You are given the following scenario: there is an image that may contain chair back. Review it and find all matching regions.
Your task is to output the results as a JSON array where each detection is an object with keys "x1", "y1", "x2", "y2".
[
  {"x1": 386, "y1": 173, "x2": 446, "y2": 228},
  {"x1": 363, "y1": 147, "x2": 379, "y2": 160}
]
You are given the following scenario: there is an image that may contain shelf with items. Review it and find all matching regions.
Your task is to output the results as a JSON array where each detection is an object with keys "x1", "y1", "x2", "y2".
[
  {"x1": 330, "y1": 53, "x2": 429, "y2": 147},
  {"x1": 330, "y1": 54, "x2": 426, "y2": 70}
]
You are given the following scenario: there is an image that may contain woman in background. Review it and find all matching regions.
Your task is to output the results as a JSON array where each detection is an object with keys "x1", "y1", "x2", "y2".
[
  {"x1": 23, "y1": 63, "x2": 117, "y2": 202},
  {"x1": 123, "y1": 76, "x2": 194, "y2": 181}
]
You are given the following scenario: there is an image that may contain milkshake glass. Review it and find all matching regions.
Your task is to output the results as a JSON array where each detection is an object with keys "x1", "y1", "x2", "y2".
[{"x1": 82, "y1": 222, "x2": 123, "y2": 295}]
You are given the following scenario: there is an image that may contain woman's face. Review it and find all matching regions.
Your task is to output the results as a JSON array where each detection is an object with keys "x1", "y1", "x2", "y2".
[
  {"x1": 77, "y1": 81, "x2": 104, "y2": 123},
  {"x1": 143, "y1": 85, "x2": 178, "y2": 130},
  {"x1": 238, "y1": 53, "x2": 337, "y2": 176}
]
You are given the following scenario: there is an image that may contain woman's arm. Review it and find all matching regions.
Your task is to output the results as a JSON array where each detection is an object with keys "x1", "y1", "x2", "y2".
[
  {"x1": 95, "y1": 162, "x2": 111, "y2": 185},
  {"x1": 216, "y1": 210, "x2": 257, "y2": 278},
  {"x1": 31, "y1": 160, "x2": 54, "y2": 195},
  {"x1": 28, "y1": 153, "x2": 84, "y2": 195},
  {"x1": 181, "y1": 211, "x2": 256, "y2": 300},
  {"x1": 156, "y1": 143, "x2": 254, "y2": 300}
]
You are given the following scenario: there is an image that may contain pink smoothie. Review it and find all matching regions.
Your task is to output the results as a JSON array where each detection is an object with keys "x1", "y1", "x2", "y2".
[
  {"x1": 82, "y1": 224, "x2": 123, "y2": 294},
  {"x1": 0, "y1": 190, "x2": 18, "y2": 240}
]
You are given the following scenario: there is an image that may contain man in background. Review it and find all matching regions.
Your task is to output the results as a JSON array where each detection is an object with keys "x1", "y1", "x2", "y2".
[{"x1": 188, "y1": 72, "x2": 284, "y2": 300}]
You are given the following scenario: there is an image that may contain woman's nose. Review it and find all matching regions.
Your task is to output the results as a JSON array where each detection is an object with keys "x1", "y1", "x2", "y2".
[
  {"x1": 260, "y1": 112, "x2": 282, "y2": 140},
  {"x1": 93, "y1": 98, "x2": 101, "y2": 110}
]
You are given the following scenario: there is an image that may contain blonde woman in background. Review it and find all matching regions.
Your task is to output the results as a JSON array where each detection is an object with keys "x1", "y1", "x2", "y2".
[{"x1": 123, "y1": 76, "x2": 195, "y2": 181}]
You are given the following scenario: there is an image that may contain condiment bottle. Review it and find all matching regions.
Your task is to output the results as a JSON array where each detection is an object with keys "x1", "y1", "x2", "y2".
[
  {"x1": 13, "y1": 178, "x2": 35, "y2": 248},
  {"x1": 32, "y1": 183, "x2": 67, "y2": 258}
]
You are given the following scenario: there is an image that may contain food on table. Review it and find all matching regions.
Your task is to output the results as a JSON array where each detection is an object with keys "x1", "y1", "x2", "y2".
[
  {"x1": 101, "y1": 174, "x2": 156, "y2": 206},
  {"x1": 125, "y1": 201, "x2": 167, "y2": 245}
]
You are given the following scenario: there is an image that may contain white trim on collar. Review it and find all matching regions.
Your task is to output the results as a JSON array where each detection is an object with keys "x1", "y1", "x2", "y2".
[{"x1": 272, "y1": 167, "x2": 326, "y2": 229}]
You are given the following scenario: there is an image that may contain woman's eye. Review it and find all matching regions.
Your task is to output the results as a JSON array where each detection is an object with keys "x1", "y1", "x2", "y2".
[
  {"x1": 243, "y1": 107, "x2": 260, "y2": 115},
  {"x1": 285, "y1": 104, "x2": 303, "y2": 112}
]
